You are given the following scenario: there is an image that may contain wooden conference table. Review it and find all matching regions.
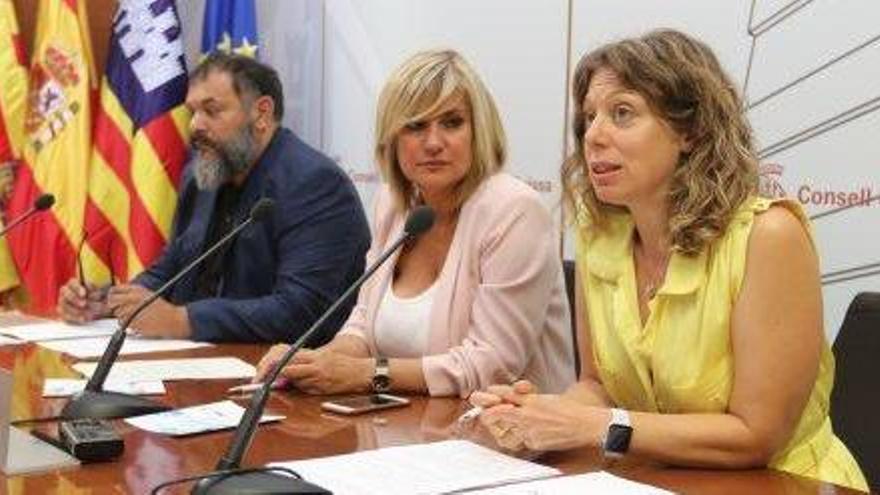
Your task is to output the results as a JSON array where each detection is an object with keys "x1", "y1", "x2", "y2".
[{"x1": 0, "y1": 315, "x2": 866, "y2": 494}]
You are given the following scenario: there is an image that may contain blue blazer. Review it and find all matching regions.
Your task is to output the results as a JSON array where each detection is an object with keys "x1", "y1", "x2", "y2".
[{"x1": 134, "y1": 128, "x2": 370, "y2": 344}]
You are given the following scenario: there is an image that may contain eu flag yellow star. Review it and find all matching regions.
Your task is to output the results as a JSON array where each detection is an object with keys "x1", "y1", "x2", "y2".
[
  {"x1": 233, "y1": 37, "x2": 258, "y2": 58},
  {"x1": 215, "y1": 32, "x2": 232, "y2": 53}
]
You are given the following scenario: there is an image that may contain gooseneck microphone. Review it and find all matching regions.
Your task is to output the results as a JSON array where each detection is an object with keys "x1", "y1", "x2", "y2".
[
  {"x1": 0, "y1": 193, "x2": 55, "y2": 237},
  {"x1": 61, "y1": 198, "x2": 276, "y2": 420},
  {"x1": 192, "y1": 205, "x2": 435, "y2": 495}
]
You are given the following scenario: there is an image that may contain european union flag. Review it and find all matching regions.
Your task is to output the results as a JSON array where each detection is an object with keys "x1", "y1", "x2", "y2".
[{"x1": 201, "y1": 0, "x2": 259, "y2": 58}]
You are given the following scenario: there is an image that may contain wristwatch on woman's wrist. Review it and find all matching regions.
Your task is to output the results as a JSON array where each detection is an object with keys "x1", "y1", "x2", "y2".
[
  {"x1": 602, "y1": 408, "x2": 632, "y2": 458},
  {"x1": 371, "y1": 357, "x2": 391, "y2": 393}
]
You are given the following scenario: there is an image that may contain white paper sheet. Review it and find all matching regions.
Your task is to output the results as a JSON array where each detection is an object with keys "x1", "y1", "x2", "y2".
[
  {"x1": 0, "y1": 319, "x2": 118, "y2": 342},
  {"x1": 73, "y1": 357, "x2": 255, "y2": 382},
  {"x1": 42, "y1": 378, "x2": 166, "y2": 397},
  {"x1": 468, "y1": 471, "x2": 674, "y2": 494},
  {"x1": 124, "y1": 400, "x2": 284, "y2": 436},
  {"x1": 0, "y1": 335, "x2": 22, "y2": 346},
  {"x1": 38, "y1": 336, "x2": 211, "y2": 359},
  {"x1": 270, "y1": 440, "x2": 561, "y2": 495}
]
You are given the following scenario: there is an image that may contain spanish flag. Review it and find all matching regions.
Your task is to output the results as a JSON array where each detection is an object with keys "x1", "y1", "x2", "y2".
[
  {"x1": 0, "y1": 0, "x2": 27, "y2": 293},
  {"x1": 5, "y1": 0, "x2": 96, "y2": 314},
  {"x1": 81, "y1": 0, "x2": 189, "y2": 285}
]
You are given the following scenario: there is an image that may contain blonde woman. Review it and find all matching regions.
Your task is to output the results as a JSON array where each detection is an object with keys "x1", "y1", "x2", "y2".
[
  {"x1": 256, "y1": 49, "x2": 575, "y2": 397},
  {"x1": 473, "y1": 29, "x2": 867, "y2": 490}
]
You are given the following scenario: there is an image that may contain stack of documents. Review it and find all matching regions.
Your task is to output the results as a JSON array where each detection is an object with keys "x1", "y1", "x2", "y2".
[
  {"x1": 271, "y1": 440, "x2": 561, "y2": 495},
  {"x1": 39, "y1": 336, "x2": 211, "y2": 359},
  {"x1": 468, "y1": 471, "x2": 673, "y2": 494},
  {"x1": 42, "y1": 379, "x2": 166, "y2": 397},
  {"x1": 0, "y1": 319, "x2": 212, "y2": 359},
  {"x1": 73, "y1": 357, "x2": 256, "y2": 382},
  {"x1": 125, "y1": 400, "x2": 283, "y2": 436},
  {"x1": 0, "y1": 320, "x2": 117, "y2": 342}
]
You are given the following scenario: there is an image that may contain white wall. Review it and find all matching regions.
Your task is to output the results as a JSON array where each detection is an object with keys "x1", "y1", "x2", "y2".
[{"x1": 745, "y1": 0, "x2": 880, "y2": 337}]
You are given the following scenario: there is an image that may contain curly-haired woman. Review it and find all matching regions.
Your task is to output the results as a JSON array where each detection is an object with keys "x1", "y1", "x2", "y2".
[{"x1": 474, "y1": 29, "x2": 866, "y2": 490}]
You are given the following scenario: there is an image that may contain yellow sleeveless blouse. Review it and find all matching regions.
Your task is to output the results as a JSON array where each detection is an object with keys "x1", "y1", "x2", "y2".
[{"x1": 575, "y1": 197, "x2": 867, "y2": 491}]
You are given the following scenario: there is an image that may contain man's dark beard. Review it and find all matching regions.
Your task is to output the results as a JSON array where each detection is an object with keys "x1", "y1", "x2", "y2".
[{"x1": 192, "y1": 122, "x2": 259, "y2": 190}]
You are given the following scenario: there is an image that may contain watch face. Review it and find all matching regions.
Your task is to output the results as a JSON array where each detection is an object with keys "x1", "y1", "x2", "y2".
[
  {"x1": 372, "y1": 374, "x2": 391, "y2": 393},
  {"x1": 604, "y1": 424, "x2": 633, "y2": 454}
]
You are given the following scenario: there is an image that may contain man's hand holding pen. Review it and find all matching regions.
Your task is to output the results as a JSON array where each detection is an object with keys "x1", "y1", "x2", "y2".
[
  {"x1": 57, "y1": 279, "x2": 113, "y2": 323},
  {"x1": 57, "y1": 280, "x2": 193, "y2": 339},
  {"x1": 61, "y1": 231, "x2": 117, "y2": 324}
]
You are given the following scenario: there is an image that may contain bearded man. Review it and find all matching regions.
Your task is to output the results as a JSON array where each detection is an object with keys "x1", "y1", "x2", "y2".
[{"x1": 57, "y1": 53, "x2": 370, "y2": 344}]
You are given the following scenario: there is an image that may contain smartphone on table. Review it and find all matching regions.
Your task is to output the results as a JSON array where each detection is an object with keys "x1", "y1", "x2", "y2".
[{"x1": 321, "y1": 394, "x2": 410, "y2": 415}]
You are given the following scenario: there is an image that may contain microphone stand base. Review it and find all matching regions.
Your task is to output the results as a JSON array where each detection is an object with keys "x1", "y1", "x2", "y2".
[
  {"x1": 61, "y1": 390, "x2": 170, "y2": 420},
  {"x1": 192, "y1": 471, "x2": 331, "y2": 494}
]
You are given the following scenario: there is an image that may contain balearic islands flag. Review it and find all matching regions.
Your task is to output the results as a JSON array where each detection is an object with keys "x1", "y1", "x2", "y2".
[
  {"x1": 81, "y1": 0, "x2": 189, "y2": 285},
  {"x1": 5, "y1": 0, "x2": 96, "y2": 314},
  {"x1": 0, "y1": 0, "x2": 28, "y2": 293}
]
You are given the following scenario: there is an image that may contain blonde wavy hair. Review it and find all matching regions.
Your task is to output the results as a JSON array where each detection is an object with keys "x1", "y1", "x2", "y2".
[
  {"x1": 375, "y1": 49, "x2": 507, "y2": 211},
  {"x1": 562, "y1": 29, "x2": 759, "y2": 255}
]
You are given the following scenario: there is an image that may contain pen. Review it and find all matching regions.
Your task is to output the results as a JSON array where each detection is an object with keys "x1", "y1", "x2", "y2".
[
  {"x1": 76, "y1": 229, "x2": 90, "y2": 288},
  {"x1": 94, "y1": 283, "x2": 113, "y2": 300},
  {"x1": 226, "y1": 379, "x2": 288, "y2": 395},
  {"x1": 456, "y1": 405, "x2": 483, "y2": 425}
]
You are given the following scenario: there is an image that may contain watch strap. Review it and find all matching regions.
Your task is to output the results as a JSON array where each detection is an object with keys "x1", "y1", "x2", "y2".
[{"x1": 609, "y1": 408, "x2": 631, "y2": 428}]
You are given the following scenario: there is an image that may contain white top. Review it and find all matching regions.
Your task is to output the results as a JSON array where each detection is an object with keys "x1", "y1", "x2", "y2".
[{"x1": 373, "y1": 281, "x2": 437, "y2": 358}]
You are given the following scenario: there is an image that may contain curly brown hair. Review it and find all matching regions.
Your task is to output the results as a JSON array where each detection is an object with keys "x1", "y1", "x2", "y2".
[{"x1": 563, "y1": 29, "x2": 759, "y2": 255}]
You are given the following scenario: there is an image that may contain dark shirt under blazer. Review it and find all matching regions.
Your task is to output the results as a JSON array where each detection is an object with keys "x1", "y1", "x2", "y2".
[{"x1": 134, "y1": 128, "x2": 371, "y2": 344}]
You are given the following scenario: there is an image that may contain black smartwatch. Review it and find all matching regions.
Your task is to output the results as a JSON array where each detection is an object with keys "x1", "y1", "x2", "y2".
[
  {"x1": 371, "y1": 357, "x2": 391, "y2": 393},
  {"x1": 602, "y1": 408, "x2": 632, "y2": 458}
]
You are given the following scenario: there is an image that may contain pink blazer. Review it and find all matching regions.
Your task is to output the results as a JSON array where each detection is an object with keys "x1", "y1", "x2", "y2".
[{"x1": 339, "y1": 173, "x2": 575, "y2": 397}]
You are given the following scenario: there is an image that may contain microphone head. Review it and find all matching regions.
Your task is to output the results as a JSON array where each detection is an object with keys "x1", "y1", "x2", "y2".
[
  {"x1": 404, "y1": 205, "x2": 435, "y2": 237},
  {"x1": 249, "y1": 198, "x2": 275, "y2": 222},
  {"x1": 34, "y1": 193, "x2": 55, "y2": 211}
]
